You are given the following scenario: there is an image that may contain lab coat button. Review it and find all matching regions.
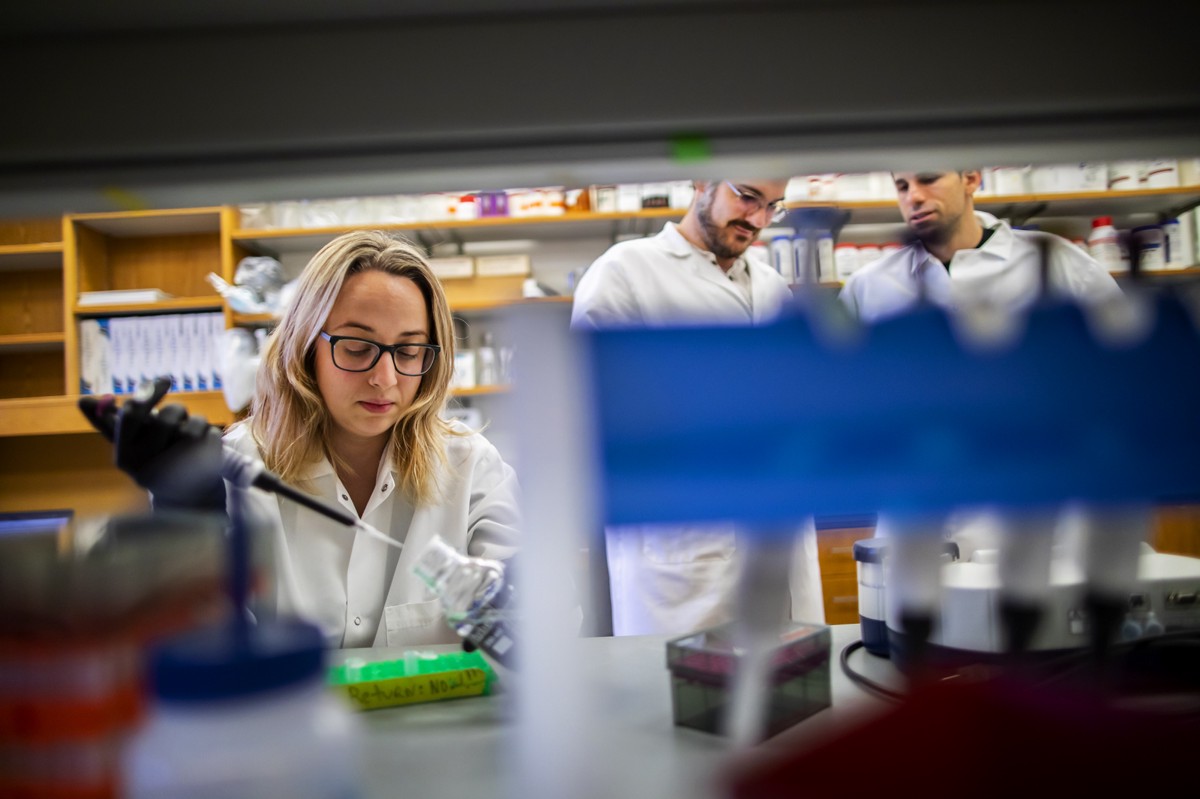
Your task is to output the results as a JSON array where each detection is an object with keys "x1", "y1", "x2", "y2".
[
  {"x1": 354, "y1": 616, "x2": 361, "y2": 626},
  {"x1": 342, "y1": 494, "x2": 349, "y2": 501}
]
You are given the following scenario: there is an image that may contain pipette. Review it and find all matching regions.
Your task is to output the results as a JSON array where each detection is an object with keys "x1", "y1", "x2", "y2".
[{"x1": 78, "y1": 377, "x2": 404, "y2": 553}]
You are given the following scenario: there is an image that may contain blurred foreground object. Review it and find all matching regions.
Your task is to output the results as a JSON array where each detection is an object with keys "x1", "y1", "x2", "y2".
[
  {"x1": 0, "y1": 512, "x2": 227, "y2": 799},
  {"x1": 122, "y1": 618, "x2": 362, "y2": 799},
  {"x1": 583, "y1": 285, "x2": 1200, "y2": 751}
]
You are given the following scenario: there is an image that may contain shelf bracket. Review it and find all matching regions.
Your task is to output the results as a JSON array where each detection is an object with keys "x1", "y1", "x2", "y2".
[
  {"x1": 413, "y1": 230, "x2": 434, "y2": 256},
  {"x1": 1161, "y1": 197, "x2": 1200, "y2": 222},
  {"x1": 1011, "y1": 202, "x2": 1047, "y2": 227},
  {"x1": 448, "y1": 229, "x2": 465, "y2": 256}
]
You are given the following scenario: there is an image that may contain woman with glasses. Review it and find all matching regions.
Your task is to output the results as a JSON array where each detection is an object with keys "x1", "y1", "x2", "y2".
[{"x1": 220, "y1": 229, "x2": 520, "y2": 648}]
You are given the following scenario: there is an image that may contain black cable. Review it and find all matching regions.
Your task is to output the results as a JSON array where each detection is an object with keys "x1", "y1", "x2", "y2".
[
  {"x1": 839, "y1": 640, "x2": 905, "y2": 702},
  {"x1": 840, "y1": 630, "x2": 1200, "y2": 711}
]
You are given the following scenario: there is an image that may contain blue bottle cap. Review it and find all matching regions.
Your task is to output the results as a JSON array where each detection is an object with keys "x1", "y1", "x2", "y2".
[
  {"x1": 852, "y1": 538, "x2": 960, "y2": 564},
  {"x1": 853, "y1": 538, "x2": 888, "y2": 564},
  {"x1": 151, "y1": 619, "x2": 326, "y2": 703}
]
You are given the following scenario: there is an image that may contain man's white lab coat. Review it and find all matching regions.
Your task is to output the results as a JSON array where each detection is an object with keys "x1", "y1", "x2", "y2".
[{"x1": 572, "y1": 222, "x2": 826, "y2": 635}]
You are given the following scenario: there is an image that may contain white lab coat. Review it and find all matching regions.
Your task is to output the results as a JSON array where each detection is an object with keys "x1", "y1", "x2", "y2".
[
  {"x1": 840, "y1": 211, "x2": 1123, "y2": 322},
  {"x1": 223, "y1": 421, "x2": 520, "y2": 649},
  {"x1": 571, "y1": 222, "x2": 790, "y2": 328},
  {"x1": 572, "y1": 222, "x2": 825, "y2": 636}
]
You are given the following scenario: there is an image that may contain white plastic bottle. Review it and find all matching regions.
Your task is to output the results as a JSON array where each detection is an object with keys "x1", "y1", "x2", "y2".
[
  {"x1": 791, "y1": 235, "x2": 811, "y2": 283},
  {"x1": 123, "y1": 620, "x2": 363, "y2": 799},
  {"x1": 1088, "y1": 216, "x2": 1123, "y2": 272},
  {"x1": 834, "y1": 243, "x2": 860, "y2": 281},
  {"x1": 1162, "y1": 217, "x2": 1194, "y2": 268},
  {"x1": 816, "y1": 230, "x2": 835, "y2": 282},
  {"x1": 769, "y1": 234, "x2": 793, "y2": 278},
  {"x1": 1131, "y1": 225, "x2": 1166, "y2": 271}
]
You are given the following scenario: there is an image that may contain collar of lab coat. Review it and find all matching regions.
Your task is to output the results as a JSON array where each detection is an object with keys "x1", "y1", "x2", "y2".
[
  {"x1": 658, "y1": 221, "x2": 751, "y2": 278},
  {"x1": 909, "y1": 210, "x2": 1014, "y2": 276},
  {"x1": 296, "y1": 447, "x2": 397, "y2": 486}
]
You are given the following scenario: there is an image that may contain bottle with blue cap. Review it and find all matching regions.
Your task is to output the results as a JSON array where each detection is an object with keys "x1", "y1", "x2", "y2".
[
  {"x1": 122, "y1": 618, "x2": 364, "y2": 798},
  {"x1": 122, "y1": 487, "x2": 362, "y2": 798}
]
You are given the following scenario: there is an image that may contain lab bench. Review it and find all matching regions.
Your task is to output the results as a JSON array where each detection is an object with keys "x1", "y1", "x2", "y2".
[{"x1": 334, "y1": 623, "x2": 895, "y2": 799}]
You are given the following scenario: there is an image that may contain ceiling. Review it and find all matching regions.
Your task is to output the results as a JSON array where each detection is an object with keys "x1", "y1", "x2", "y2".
[{"x1": 3, "y1": 1, "x2": 1197, "y2": 216}]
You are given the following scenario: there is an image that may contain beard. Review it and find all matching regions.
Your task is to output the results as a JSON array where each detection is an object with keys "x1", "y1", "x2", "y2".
[
  {"x1": 910, "y1": 207, "x2": 963, "y2": 248},
  {"x1": 696, "y1": 192, "x2": 758, "y2": 261}
]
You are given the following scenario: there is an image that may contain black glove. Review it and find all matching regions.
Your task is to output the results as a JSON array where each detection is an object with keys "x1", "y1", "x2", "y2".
[{"x1": 79, "y1": 377, "x2": 227, "y2": 512}]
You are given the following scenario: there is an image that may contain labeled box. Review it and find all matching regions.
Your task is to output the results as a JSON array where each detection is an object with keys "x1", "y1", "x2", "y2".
[
  {"x1": 429, "y1": 256, "x2": 475, "y2": 280},
  {"x1": 474, "y1": 254, "x2": 531, "y2": 277}
]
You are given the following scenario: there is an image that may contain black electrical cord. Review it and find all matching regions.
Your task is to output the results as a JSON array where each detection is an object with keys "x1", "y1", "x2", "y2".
[
  {"x1": 841, "y1": 630, "x2": 1200, "y2": 713},
  {"x1": 839, "y1": 640, "x2": 905, "y2": 703}
]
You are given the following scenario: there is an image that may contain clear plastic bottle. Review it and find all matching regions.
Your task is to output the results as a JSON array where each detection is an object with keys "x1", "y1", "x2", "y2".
[
  {"x1": 476, "y1": 331, "x2": 499, "y2": 386},
  {"x1": 413, "y1": 535, "x2": 516, "y2": 668},
  {"x1": 122, "y1": 619, "x2": 363, "y2": 799}
]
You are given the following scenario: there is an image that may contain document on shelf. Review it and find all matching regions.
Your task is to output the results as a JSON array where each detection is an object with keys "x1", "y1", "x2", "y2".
[{"x1": 77, "y1": 288, "x2": 175, "y2": 306}]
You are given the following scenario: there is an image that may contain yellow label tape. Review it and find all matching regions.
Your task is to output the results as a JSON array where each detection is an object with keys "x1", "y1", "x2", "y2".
[{"x1": 338, "y1": 666, "x2": 491, "y2": 711}]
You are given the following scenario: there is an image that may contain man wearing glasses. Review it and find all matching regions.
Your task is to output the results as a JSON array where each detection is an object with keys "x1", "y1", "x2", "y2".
[
  {"x1": 571, "y1": 179, "x2": 825, "y2": 637},
  {"x1": 572, "y1": 179, "x2": 793, "y2": 328}
]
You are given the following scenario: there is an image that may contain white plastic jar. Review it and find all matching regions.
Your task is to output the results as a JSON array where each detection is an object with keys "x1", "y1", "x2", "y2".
[
  {"x1": 834, "y1": 243, "x2": 859, "y2": 281},
  {"x1": 857, "y1": 244, "x2": 882, "y2": 270},
  {"x1": 1131, "y1": 225, "x2": 1166, "y2": 271},
  {"x1": 816, "y1": 230, "x2": 835, "y2": 281},
  {"x1": 1107, "y1": 161, "x2": 1140, "y2": 190},
  {"x1": 122, "y1": 620, "x2": 363, "y2": 799},
  {"x1": 769, "y1": 233, "x2": 794, "y2": 278}
]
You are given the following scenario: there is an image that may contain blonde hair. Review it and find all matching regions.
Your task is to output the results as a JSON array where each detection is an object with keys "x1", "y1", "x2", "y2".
[{"x1": 240, "y1": 230, "x2": 457, "y2": 504}]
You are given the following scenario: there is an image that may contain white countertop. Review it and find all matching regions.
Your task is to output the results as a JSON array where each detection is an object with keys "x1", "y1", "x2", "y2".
[{"x1": 333, "y1": 624, "x2": 904, "y2": 799}]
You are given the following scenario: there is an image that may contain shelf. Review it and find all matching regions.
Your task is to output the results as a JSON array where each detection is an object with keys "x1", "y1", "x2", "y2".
[
  {"x1": 70, "y1": 207, "x2": 224, "y2": 237},
  {"x1": 451, "y1": 385, "x2": 509, "y2": 397},
  {"x1": 1113, "y1": 265, "x2": 1200, "y2": 280},
  {"x1": 231, "y1": 311, "x2": 278, "y2": 326},
  {"x1": 0, "y1": 242, "x2": 63, "y2": 270},
  {"x1": 231, "y1": 295, "x2": 572, "y2": 328},
  {"x1": 0, "y1": 391, "x2": 234, "y2": 438},
  {"x1": 786, "y1": 185, "x2": 1200, "y2": 225},
  {"x1": 229, "y1": 208, "x2": 686, "y2": 253},
  {"x1": 0, "y1": 332, "x2": 65, "y2": 352},
  {"x1": 73, "y1": 296, "x2": 224, "y2": 316},
  {"x1": 451, "y1": 295, "x2": 573, "y2": 313}
]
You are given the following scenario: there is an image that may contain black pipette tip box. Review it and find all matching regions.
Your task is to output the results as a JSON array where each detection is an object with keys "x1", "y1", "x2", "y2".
[{"x1": 665, "y1": 621, "x2": 831, "y2": 738}]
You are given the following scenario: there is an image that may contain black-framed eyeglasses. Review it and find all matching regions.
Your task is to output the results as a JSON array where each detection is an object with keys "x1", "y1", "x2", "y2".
[
  {"x1": 319, "y1": 332, "x2": 440, "y2": 376},
  {"x1": 725, "y1": 181, "x2": 788, "y2": 223}
]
